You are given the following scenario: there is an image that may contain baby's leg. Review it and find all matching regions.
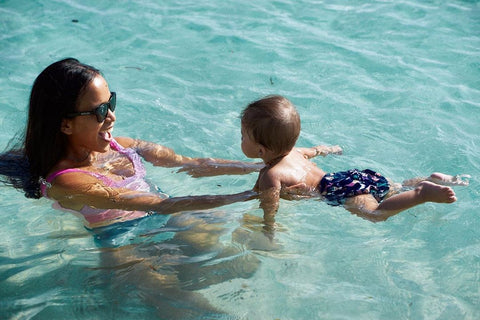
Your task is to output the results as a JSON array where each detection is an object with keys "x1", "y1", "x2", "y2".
[
  {"x1": 343, "y1": 194, "x2": 385, "y2": 222},
  {"x1": 343, "y1": 194, "x2": 410, "y2": 222},
  {"x1": 343, "y1": 182, "x2": 456, "y2": 222},
  {"x1": 403, "y1": 173, "x2": 469, "y2": 187}
]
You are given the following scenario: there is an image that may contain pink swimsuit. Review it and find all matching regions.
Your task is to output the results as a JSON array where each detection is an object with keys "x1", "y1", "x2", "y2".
[{"x1": 41, "y1": 139, "x2": 155, "y2": 228}]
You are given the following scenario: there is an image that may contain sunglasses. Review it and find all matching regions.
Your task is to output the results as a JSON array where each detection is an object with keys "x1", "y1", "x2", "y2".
[{"x1": 66, "y1": 92, "x2": 116, "y2": 122}]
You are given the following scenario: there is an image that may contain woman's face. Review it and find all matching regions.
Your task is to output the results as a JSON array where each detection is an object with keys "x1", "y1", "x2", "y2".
[{"x1": 63, "y1": 75, "x2": 116, "y2": 155}]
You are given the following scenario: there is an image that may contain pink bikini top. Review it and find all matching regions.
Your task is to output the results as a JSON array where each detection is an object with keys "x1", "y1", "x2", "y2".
[{"x1": 41, "y1": 139, "x2": 154, "y2": 228}]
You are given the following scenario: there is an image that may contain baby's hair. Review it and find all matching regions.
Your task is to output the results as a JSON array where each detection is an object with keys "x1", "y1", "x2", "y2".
[{"x1": 241, "y1": 95, "x2": 300, "y2": 155}]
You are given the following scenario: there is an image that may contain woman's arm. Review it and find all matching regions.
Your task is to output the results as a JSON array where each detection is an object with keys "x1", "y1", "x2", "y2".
[
  {"x1": 117, "y1": 136, "x2": 263, "y2": 177},
  {"x1": 47, "y1": 171, "x2": 257, "y2": 214},
  {"x1": 154, "y1": 190, "x2": 257, "y2": 214},
  {"x1": 176, "y1": 159, "x2": 264, "y2": 177},
  {"x1": 117, "y1": 137, "x2": 196, "y2": 167}
]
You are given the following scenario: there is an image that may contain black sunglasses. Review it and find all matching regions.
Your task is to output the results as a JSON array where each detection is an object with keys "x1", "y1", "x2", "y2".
[{"x1": 66, "y1": 92, "x2": 116, "y2": 122}]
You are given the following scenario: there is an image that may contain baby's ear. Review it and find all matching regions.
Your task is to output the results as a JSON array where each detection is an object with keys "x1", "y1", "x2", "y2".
[
  {"x1": 258, "y1": 145, "x2": 266, "y2": 157},
  {"x1": 60, "y1": 118, "x2": 73, "y2": 135}
]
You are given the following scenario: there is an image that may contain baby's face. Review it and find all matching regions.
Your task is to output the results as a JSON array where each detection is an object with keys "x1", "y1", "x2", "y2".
[{"x1": 240, "y1": 126, "x2": 259, "y2": 159}]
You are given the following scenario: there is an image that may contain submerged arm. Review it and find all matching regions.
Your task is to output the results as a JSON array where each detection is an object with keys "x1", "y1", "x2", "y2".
[
  {"x1": 155, "y1": 190, "x2": 257, "y2": 214},
  {"x1": 259, "y1": 187, "x2": 280, "y2": 228},
  {"x1": 47, "y1": 172, "x2": 257, "y2": 214},
  {"x1": 256, "y1": 170, "x2": 282, "y2": 235}
]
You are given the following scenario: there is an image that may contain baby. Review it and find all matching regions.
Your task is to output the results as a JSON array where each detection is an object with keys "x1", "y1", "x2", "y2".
[{"x1": 240, "y1": 95, "x2": 469, "y2": 225}]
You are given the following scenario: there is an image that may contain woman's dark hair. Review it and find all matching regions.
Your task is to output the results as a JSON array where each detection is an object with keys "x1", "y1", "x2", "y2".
[{"x1": 0, "y1": 58, "x2": 100, "y2": 198}]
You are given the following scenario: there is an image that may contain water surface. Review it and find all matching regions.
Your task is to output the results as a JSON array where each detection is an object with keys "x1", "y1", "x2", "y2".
[{"x1": 0, "y1": 0, "x2": 479, "y2": 319}]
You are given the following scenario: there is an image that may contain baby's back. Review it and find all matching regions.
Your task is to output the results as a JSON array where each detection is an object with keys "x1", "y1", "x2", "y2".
[{"x1": 269, "y1": 149, "x2": 326, "y2": 198}]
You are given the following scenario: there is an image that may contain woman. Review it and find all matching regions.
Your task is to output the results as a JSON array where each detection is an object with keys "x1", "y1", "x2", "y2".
[
  {"x1": 0, "y1": 58, "x2": 267, "y2": 317},
  {"x1": 0, "y1": 58, "x2": 261, "y2": 228}
]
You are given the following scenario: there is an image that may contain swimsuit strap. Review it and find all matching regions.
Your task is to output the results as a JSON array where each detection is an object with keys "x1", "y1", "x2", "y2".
[
  {"x1": 40, "y1": 168, "x2": 109, "y2": 197},
  {"x1": 45, "y1": 168, "x2": 105, "y2": 183},
  {"x1": 109, "y1": 138, "x2": 146, "y2": 178},
  {"x1": 109, "y1": 138, "x2": 122, "y2": 151}
]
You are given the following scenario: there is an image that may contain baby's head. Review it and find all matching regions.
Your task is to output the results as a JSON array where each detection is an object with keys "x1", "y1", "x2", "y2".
[{"x1": 241, "y1": 95, "x2": 300, "y2": 156}]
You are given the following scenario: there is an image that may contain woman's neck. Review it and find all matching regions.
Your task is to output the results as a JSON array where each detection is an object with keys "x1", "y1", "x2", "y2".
[{"x1": 65, "y1": 149, "x2": 97, "y2": 166}]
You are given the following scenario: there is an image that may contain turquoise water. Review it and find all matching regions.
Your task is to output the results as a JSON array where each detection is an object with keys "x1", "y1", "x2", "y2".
[{"x1": 1, "y1": 0, "x2": 479, "y2": 319}]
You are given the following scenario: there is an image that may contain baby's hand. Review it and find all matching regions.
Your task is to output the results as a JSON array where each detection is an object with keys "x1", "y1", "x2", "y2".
[
  {"x1": 283, "y1": 183, "x2": 311, "y2": 199},
  {"x1": 314, "y1": 145, "x2": 343, "y2": 157}
]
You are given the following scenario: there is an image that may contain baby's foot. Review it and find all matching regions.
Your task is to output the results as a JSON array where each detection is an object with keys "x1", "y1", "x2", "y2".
[
  {"x1": 417, "y1": 181, "x2": 457, "y2": 203},
  {"x1": 428, "y1": 172, "x2": 470, "y2": 186}
]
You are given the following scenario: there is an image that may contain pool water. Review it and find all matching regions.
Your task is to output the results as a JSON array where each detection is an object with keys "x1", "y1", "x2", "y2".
[{"x1": 1, "y1": 0, "x2": 479, "y2": 319}]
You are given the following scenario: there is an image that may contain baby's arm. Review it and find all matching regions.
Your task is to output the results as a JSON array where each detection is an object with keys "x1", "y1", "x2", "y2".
[
  {"x1": 259, "y1": 187, "x2": 281, "y2": 229},
  {"x1": 256, "y1": 170, "x2": 282, "y2": 234},
  {"x1": 296, "y1": 145, "x2": 343, "y2": 159}
]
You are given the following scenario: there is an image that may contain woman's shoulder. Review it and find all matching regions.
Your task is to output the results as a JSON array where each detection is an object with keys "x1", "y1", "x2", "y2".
[
  {"x1": 44, "y1": 167, "x2": 102, "y2": 202},
  {"x1": 50, "y1": 168, "x2": 99, "y2": 188},
  {"x1": 45, "y1": 159, "x2": 103, "y2": 185}
]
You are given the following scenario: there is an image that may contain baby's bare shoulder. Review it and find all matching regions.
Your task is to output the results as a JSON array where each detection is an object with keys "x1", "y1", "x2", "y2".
[{"x1": 257, "y1": 166, "x2": 282, "y2": 190}]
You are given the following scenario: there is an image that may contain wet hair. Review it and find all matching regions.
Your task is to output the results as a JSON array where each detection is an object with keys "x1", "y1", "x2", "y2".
[
  {"x1": 241, "y1": 95, "x2": 300, "y2": 155},
  {"x1": 0, "y1": 58, "x2": 100, "y2": 198}
]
